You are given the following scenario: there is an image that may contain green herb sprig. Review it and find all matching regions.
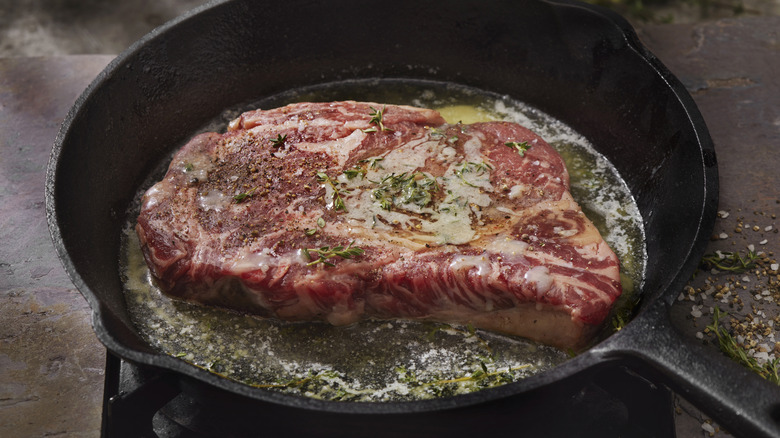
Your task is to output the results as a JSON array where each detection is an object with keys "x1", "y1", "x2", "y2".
[
  {"x1": 303, "y1": 241, "x2": 365, "y2": 267},
  {"x1": 358, "y1": 157, "x2": 384, "y2": 170},
  {"x1": 708, "y1": 307, "x2": 780, "y2": 384},
  {"x1": 233, "y1": 187, "x2": 258, "y2": 203},
  {"x1": 270, "y1": 133, "x2": 287, "y2": 147},
  {"x1": 505, "y1": 141, "x2": 531, "y2": 156},
  {"x1": 343, "y1": 166, "x2": 367, "y2": 180},
  {"x1": 701, "y1": 250, "x2": 760, "y2": 273},
  {"x1": 365, "y1": 106, "x2": 393, "y2": 132},
  {"x1": 316, "y1": 172, "x2": 348, "y2": 211}
]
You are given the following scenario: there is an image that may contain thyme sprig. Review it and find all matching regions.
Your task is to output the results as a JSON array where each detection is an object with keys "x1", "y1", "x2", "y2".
[
  {"x1": 316, "y1": 172, "x2": 348, "y2": 211},
  {"x1": 366, "y1": 106, "x2": 393, "y2": 132},
  {"x1": 428, "y1": 127, "x2": 445, "y2": 138},
  {"x1": 270, "y1": 133, "x2": 287, "y2": 147},
  {"x1": 708, "y1": 307, "x2": 780, "y2": 384},
  {"x1": 303, "y1": 241, "x2": 365, "y2": 267},
  {"x1": 505, "y1": 141, "x2": 531, "y2": 156},
  {"x1": 343, "y1": 166, "x2": 367, "y2": 180},
  {"x1": 701, "y1": 250, "x2": 760, "y2": 273},
  {"x1": 233, "y1": 187, "x2": 258, "y2": 202},
  {"x1": 358, "y1": 157, "x2": 384, "y2": 170}
]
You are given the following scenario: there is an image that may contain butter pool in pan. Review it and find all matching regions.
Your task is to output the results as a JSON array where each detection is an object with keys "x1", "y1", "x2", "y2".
[{"x1": 120, "y1": 80, "x2": 646, "y2": 402}]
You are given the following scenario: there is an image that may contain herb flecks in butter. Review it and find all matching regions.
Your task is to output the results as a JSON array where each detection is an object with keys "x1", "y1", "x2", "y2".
[
  {"x1": 343, "y1": 166, "x2": 367, "y2": 180},
  {"x1": 454, "y1": 161, "x2": 493, "y2": 188},
  {"x1": 372, "y1": 172, "x2": 439, "y2": 211},
  {"x1": 358, "y1": 157, "x2": 384, "y2": 170}
]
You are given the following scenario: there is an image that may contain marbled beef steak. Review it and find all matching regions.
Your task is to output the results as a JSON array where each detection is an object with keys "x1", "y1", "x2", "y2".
[{"x1": 136, "y1": 101, "x2": 621, "y2": 349}]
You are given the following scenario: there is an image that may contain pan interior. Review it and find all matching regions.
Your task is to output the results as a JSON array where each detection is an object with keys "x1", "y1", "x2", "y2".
[{"x1": 120, "y1": 78, "x2": 646, "y2": 402}]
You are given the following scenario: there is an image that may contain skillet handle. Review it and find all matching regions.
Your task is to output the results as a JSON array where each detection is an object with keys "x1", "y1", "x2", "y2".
[{"x1": 599, "y1": 302, "x2": 780, "y2": 438}]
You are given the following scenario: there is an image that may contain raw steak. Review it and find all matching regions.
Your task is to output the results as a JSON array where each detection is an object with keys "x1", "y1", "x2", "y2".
[{"x1": 136, "y1": 101, "x2": 622, "y2": 350}]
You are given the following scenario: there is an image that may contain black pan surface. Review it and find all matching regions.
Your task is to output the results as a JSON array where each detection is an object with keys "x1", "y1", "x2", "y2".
[{"x1": 45, "y1": 0, "x2": 780, "y2": 436}]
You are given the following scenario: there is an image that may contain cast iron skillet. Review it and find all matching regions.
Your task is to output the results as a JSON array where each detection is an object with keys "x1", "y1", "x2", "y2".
[{"x1": 45, "y1": 0, "x2": 780, "y2": 436}]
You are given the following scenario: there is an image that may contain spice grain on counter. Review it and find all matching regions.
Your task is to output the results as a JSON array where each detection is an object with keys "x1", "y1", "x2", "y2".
[{"x1": 677, "y1": 203, "x2": 780, "y2": 382}]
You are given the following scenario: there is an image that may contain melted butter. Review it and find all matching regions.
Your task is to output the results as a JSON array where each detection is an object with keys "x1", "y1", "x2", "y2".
[
  {"x1": 436, "y1": 105, "x2": 500, "y2": 124},
  {"x1": 508, "y1": 184, "x2": 530, "y2": 199},
  {"x1": 177, "y1": 151, "x2": 213, "y2": 182},
  {"x1": 524, "y1": 266, "x2": 553, "y2": 295},
  {"x1": 122, "y1": 79, "x2": 646, "y2": 402},
  {"x1": 449, "y1": 255, "x2": 492, "y2": 276},
  {"x1": 486, "y1": 235, "x2": 529, "y2": 257},
  {"x1": 198, "y1": 190, "x2": 230, "y2": 211},
  {"x1": 330, "y1": 129, "x2": 493, "y2": 246},
  {"x1": 231, "y1": 248, "x2": 275, "y2": 274}
]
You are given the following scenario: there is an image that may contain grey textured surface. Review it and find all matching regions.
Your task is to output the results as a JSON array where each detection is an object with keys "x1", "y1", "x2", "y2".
[
  {"x1": 0, "y1": 0, "x2": 207, "y2": 57},
  {"x1": 0, "y1": 55, "x2": 113, "y2": 437}
]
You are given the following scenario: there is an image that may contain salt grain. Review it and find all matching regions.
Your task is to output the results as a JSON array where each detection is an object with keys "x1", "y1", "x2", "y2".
[
  {"x1": 760, "y1": 239, "x2": 768, "y2": 245},
  {"x1": 718, "y1": 210, "x2": 730, "y2": 218},
  {"x1": 766, "y1": 225, "x2": 774, "y2": 231},
  {"x1": 719, "y1": 232, "x2": 728, "y2": 239},
  {"x1": 702, "y1": 422, "x2": 715, "y2": 434}
]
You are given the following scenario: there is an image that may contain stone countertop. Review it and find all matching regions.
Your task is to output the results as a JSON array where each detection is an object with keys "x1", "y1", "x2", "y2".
[{"x1": 1, "y1": 16, "x2": 778, "y2": 437}]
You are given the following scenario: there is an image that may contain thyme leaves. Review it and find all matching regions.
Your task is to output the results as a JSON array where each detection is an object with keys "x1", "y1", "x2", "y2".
[
  {"x1": 366, "y1": 106, "x2": 393, "y2": 132},
  {"x1": 358, "y1": 157, "x2": 384, "y2": 170},
  {"x1": 270, "y1": 133, "x2": 288, "y2": 147},
  {"x1": 233, "y1": 187, "x2": 258, "y2": 203},
  {"x1": 505, "y1": 141, "x2": 531, "y2": 156},
  {"x1": 708, "y1": 307, "x2": 780, "y2": 384},
  {"x1": 316, "y1": 172, "x2": 348, "y2": 211},
  {"x1": 701, "y1": 250, "x2": 760, "y2": 273},
  {"x1": 453, "y1": 161, "x2": 493, "y2": 188},
  {"x1": 303, "y1": 241, "x2": 365, "y2": 267},
  {"x1": 343, "y1": 166, "x2": 367, "y2": 180}
]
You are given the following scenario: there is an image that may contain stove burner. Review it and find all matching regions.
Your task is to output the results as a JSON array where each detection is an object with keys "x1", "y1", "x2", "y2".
[{"x1": 101, "y1": 352, "x2": 675, "y2": 437}]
